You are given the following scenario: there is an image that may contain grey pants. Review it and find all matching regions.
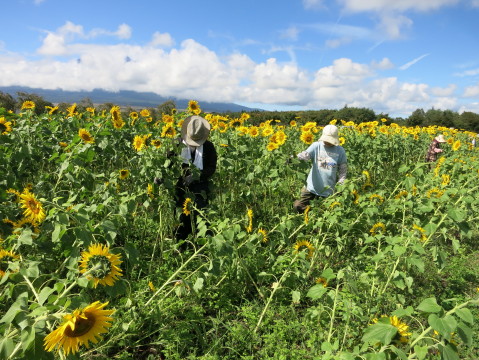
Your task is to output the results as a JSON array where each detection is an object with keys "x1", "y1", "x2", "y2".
[{"x1": 293, "y1": 187, "x2": 323, "y2": 213}]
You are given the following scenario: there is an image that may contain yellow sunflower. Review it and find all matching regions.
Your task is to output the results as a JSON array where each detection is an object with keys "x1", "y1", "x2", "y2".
[
  {"x1": 389, "y1": 315, "x2": 412, "y2": 341},
  {"x1": 315, "y1": 277, "x2": 328, "y2": 288},
  {"x1": 110, "y1": 106, "x2": 125, "y2": 129},
  {"x1": 293, "y1": 240, "x2": 314, "y2": 258},
  {"x1": 44, "y1": 301, "x2": 115, "y2": 355},
  {"x1": 19, "y1": 188, "x2": 46, "y2": 224},
  {"x1": 452, "y1": 140, "x2": 461, "y2": 151},
  {"x1": 257, "y1": 228, "x2": 268, "y2": 243},
  {"x1": 246, "y1": 208, "x2": 253, "y2": 233},
  {"x1": 161, "y1": 125, "x2": 177, "y2": 138},
  {"x1": 78, "y1": 129, "x2": 94, "y2": 144},
  {"x1": 249, "y1": 126, "x2": 260, "y2": 137},
  {"x1": 140, "y1": 109, "x2": 150, "y2": 117},
  {"x1": 21, "y1": 100, "x2": 35, "y2": 110},
  {"x1": 132, "y1": 135, "x2": 148, "y2": 151},
  {"x1": 0, "y1": 249, "x2": 20, "y2": 277},
  {"x1": 369, "y1": 222, "x2": 386, "y2": 235},
  {"x1": 183, "y1": 198, "x2": 192, "y2": 216},
  {"x1": 0, "y1": 117, "x2": 13, "y2": 135},
  {"x1": 300, "y1": 131, "x2": 314, "y2": 145},
  {"x1": 129, "y1": 111, "x2": 139, "y2": 120},
  {"x1": 119, "y1": 169, "x2": 129, "y2": 180},
  {"x1": 79, "y1": 244, "x2": 123, "y2": 287},
  {"x1": 266, "y1": 142, "x2": 279, "y2": 151},
  {"x1": 304, "y1": 205, "x2": 311, "y2": 225},
  {"x1": 187, "y1": 100, "x2": 201, "y2": 115}
]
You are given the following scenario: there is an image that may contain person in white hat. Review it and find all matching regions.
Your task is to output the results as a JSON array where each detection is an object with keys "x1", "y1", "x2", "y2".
[
  {"x1": 425, "y1": 134, "x2": 446, "y2": 164},
  {"x1": 174, "y1": 115, "x2": 217, "y2": 240},
  {"x1": 293, "y1": 124, "x2": 348, "y2": 213}
]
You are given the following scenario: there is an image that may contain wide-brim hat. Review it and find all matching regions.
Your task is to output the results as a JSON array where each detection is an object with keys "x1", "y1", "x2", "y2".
[
  {"x1": 181, "y1": 115, "x2": 211, "y2": 146},
  {"x1": 319, "y1": 124, "x2": 340, "y2": 146},
  {"x1": 435, "y1": 134, "x2": 446, "y2": 143}
]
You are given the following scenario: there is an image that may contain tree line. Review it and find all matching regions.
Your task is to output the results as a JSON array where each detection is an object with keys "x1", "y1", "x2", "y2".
[{"x1": 1, "y1": 91, "x2": 478, "y2": 132}]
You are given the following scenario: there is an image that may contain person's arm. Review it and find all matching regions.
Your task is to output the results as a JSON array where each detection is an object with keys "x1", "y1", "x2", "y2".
[{"x1": 297, "y1": 142, "x2": 317, "y2": 161}]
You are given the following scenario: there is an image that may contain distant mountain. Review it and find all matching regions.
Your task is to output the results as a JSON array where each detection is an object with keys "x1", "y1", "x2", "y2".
[{"x1": 0, "y1": 86, "x2": 261, "y2": 113}]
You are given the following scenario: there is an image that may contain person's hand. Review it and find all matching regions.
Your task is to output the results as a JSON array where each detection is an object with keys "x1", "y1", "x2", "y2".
[
  {"x1": 184, "y1": 174, "x2": 193, "y2": 186},
  {"x1": 434, "y1": 148, "x2": 443, "y2": 153}
]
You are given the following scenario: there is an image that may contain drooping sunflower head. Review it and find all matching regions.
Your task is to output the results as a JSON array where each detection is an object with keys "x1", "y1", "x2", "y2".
[
  {"x1": 315, "y1": 277, "x2": 328, "y2": 288},
  {"x1": 79, "y1": 244, "x2": 123, "y2": 287},
  {"x1": 0, "y1": 117, "x2": 13, "y2": 135},
  {"x1": 44, "y1": 301, "x2": 115, "y2": 355},
  {"x1": 161, "y1": 125, "x2": 177, "y2": 138},
  {"x1": 0, "y1": 249, "x2": 20, "y2": 277},
  {"x1": 293, "y1": 240, "x2": 314, "y2": 258},
  {"x1": 369, "y1": 222, "x2": 386, "y2": 235},
  {"x1": 257, "y1": 228, "x2": 268, "y2": 243}
]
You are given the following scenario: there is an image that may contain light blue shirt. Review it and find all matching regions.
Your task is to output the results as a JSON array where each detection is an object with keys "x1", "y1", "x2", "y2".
[{"x1": 302, "y1": 141, "x2": 347, "y2": 197}]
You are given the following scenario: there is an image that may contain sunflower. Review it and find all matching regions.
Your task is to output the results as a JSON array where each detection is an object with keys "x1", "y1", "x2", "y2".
[
  {"x1": 369, "y1": 222, "x2": 386, "y2": 235},
  {"x1": 289, "y1": 120, "x2": 297, "y2": 127},
  {"x1": 147, "y1": 183, "x2": 154, "y2": 199},
  {"x1": 293, "y1": 240, "x2": 314, "y2": 258},
  {"x1": 151, "y1": 139, "x2": 162, "y2": 148},
  {"x1": 262, "y1": 127, "x2": 274, "y2": 137},
  {"x1": 452, "y1": 140, "x2": 461, "y2": 151},
  {"x1": 441, "y1": 174, "x2": 450, "y2": 186},
  {"x1": 187, "y1": 100, "x2": 201, "y2": 115},
  {"x1": 183, "y1": 198, "x2": 192, "y2": 216},
  {"x1": 161, "y1": 125, "x2": 177, "y2": 138},
  {"x1": 79, "y1": 244, "x2": 123, "y2": 287},
  {"x1": 140, "y1": 109, "x2": 150, "y2": 117},
  {"x1": 129, "y1": 111, "x2": 139, "y2": 120},
  {"x1": 110, "y1": 106, "x2": 125, "y2": 129},
  {"x1": 304, "y1": 205, "x2": 311, "y2": 225},
  {"x1": 246, "y1": 208, "x2": 253, "y2": 233},
  {"x1": 132, "y1": 135, "x2": 147, "y2": 151},
  {"x1": 339, "y1": 137, "x2": 346, "y2": 145},
  {"x1": 21, "y1": 100, "x2": 35, "y2": 110},
  {"x1": 0, "y1": 249, "x2": 20, "y2": 277},
  {"x1": 369, "y1": 194, "x2": 384, "y2": 204},
  {"x1": 300, "y1": 131, "x2": 314, "y2": 145},
  {"x1": 257, "y1": 228, "x2": 268, "y2": 243},
  {"x1": 389, "y1": 315, "x2": 412, "y2": 340},
  {"x1": 249, "y1": 126, "x2": 260, "y2": 137},
  {"x1": 266, "y1": 142, "x2": 279, "y2": 151},
  {"x1": 329, "y1": 201, "x2": 341, "y2": 208},
  {"x1": 162, "y1": 114, "x2": 174, "y2": 124},
  {"x1": 0, "y1": 117, "x2": 13, "y2": 135},
  {"x1": 44, "y1": 301, "x2": 115, "y2": 355},
  {"x1": 352, "y1": 189, "x2": 360, "y2": 204},
  {"x1": 413, "y1": 224, "x2": 427, "y2": 242},
  {"x1": 78, "y1": 129, "x2": 94, "y2": 144},
  {"x1": 315, "y1": 277, "x2": 328, "y2": 288},
  {"x1": 19, "y1": 189, "x2": 46, "y2": 224},
  {"x1": 119, "y1": 169, "x2": 129, "y2": 180}
]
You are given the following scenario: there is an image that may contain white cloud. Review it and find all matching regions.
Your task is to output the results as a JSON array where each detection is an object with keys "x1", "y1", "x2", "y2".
[
  {"x1": 0, "y1": 25, "x2": 466, "y2": 118},
  {"x1": 463, "y1": 84, "x2": 479, "y2": 97},
  {"x1": 430, "y1": 84, "x2": 456, "y2": 97},
  {"x1": 399, "y1": 54, "x2": 429, "y2": 70},
  {"x1": 338, "y1": 0, "x2": 460, "y2": 13},
  {"x1": 280, "y1": 26, "x2": 300, "y2": 41},
  {"x1": 454, "y1": 67, "x2": 479, "y2": 77},
  {"x1": 149, "y1": 32, "x2": 174, "y2": 47},
  {"x1": 303, "y1": 0, "x2": 326, "y2": 10},
  {"x1": 377, "y1": 14, "x2": 413, "y2": 39}
]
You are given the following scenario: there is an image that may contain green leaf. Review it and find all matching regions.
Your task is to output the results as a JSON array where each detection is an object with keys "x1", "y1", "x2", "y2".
[
  {"x1": 428, "y1": 314, "x2": 457, "y2": 338},
  {"x1": 455, "y1": 308, "x2": 474, "y2": 325},
  {"x1": 456, "y1": 322, "x2": 473, "y2": 346},
  {"x1": 362, "y1": 323, "x2": 397, "y2": 345},
  {"x1": 21, "y1": 326, "x2": 36, "y2": 352},
  {"x1": 414, "y1": 345, "x2": 428, "y2": 360},
  {"x1": 17, "y1": 229, "x2": 33, "y2": 246},
  {"x1": 417, "y1": 297, "x2": 442, "y2": 313},
  {"x1": 193, "y1": 277, "x2": 204, "y2": 292},
  {"x1": 407, "y1": 256, "x2": 424, "y2": 273},
  {"x1": 306, "y1": 284, "x2": 328, "y2": 300},
  {"x1": 447, "y1": 208, "x2": 466, "y2": 222},
  {"x1": 292, "y1": 290, "x2": 301, "y2": 304},
  {"x1": 38, "y1": 287, "x2": 55, "y2": 306},
  {"x1": 321, "y1": 268, "x2": 335, "y2": 280},
  {"x1": 438, "y1": 343, "x2": 459, "y2": 360}
]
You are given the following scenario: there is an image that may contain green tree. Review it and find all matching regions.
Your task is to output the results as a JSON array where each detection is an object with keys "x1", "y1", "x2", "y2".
[
  {"x1": 0, "y1": 91, "x2": 16, "y2": 112},
  {"x1": 406, "y1": 108, "x2": 426, "y2": 126},
  {"x1": 16, "y1": 92, "x2": 53, "y2": 115}
]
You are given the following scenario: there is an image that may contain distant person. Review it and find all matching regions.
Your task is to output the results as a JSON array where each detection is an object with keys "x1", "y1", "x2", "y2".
[
  {"x1": 425, "y1": 134, "x2": 446, "y2": 163},
  {"x1": 293, "y1": 124, "x2": 347, "y2": 213},
  {"x1": 156, "y1": 115, "x2": 217, "y2": 240}
]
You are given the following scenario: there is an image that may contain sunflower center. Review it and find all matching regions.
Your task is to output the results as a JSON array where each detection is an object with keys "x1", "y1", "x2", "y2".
[
  {"x1": 87, "y1": 255, "x2": 112, "y2": 279},
  {"x1": 27, "y1": 199, "x2": 41, "y2": 214},
  {"x1": 0, "y1": 123, "x2": 6, "y2": 132},
  {"x1": 65, "y1": 313, "x2": 96, "y2": 337}
]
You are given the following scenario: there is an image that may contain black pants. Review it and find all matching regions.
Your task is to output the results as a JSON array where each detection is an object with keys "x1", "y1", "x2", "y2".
[{"x1": 175, "y1": 180, "x2": 210, "y2": 240}]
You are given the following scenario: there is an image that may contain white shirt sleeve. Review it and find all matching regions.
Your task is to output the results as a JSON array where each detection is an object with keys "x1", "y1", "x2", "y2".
[
  {"x1": 337, "y1": 163, "x2": 347, "y2": 184},
  {"x1": 297, "y1": 151, "x2": 311, "y2": 161}
]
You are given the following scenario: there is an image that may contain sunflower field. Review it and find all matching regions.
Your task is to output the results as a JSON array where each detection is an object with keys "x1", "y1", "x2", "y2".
[{"x1": 1, "y1": 101, "x2": 479, "y2": 360}]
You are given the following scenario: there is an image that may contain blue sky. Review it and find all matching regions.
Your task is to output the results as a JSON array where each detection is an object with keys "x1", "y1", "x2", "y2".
[{"x1": 1, "y1": 0, "x2": 479, "y2": 117}]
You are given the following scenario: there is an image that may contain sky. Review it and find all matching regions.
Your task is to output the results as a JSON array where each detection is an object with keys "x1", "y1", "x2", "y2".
[{"x1": 1, "y1": 0, "x2": 479, "y2": 118}]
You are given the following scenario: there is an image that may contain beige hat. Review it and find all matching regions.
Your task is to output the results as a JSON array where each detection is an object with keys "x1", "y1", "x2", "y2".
[
  {"x1": 435, "y1": 134, "x2": 446, "y2": 143},
  {"x1": 319, "y1": 124, "x2": 340, "y2": 146},
  {"x1": 181, "y1": 115, "x2": 211, "y2": 146}
]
